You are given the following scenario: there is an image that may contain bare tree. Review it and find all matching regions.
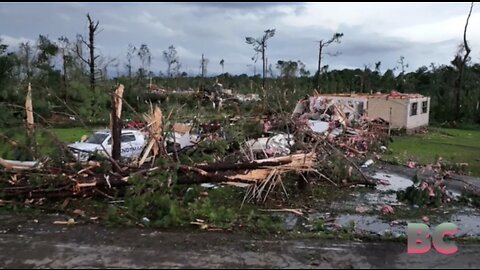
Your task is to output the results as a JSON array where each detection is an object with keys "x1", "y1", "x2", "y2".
[
  {"x1": 58, "y1": 36, "x2": 72, "y2": 101},
  {"x1": 374, "y1": 61, "x2": 381, "y2": 74},
  {"x1": 74, "y1": 34, "x2": 85, "y2": 72},
  {"x1": 75, "y1": 13, "x2": 101, "y2": 93},
  {"x1": 18, "y1": 42, "x2": 35, "y2": 81},
  {"x1": 137, "y1": 44, "x2": 151, "y2": 80},
  {"x1": 268, "y1": 63, "x2": 274, "y2": 79},
  {"x1": 126, "y1": 44, "x2": 136, "y2": 81},
  {"x1": 276, "y1": 60, "x2": 300, "y2": 78},
  {"x1": 98, "y1": 56, "x2": 117, "y2": 81},
  {"x1": 200, "y1": 53, "x2": 209, "y2": 78},
  {"x1": 171, "y1": 60, "x2": 181, "y2": 78},
  {"x1": 163, "y1": 45, "x2": 179, "y2": 78},
  {"x1": 453, "y1": 2, "x2": 474, "y2": 119},
  {"x1": 219, "y1": 59, "x2": 225, "y2": 74},
  {"x1": 396, "y1": 56, "x2": 408, "y2": 75},
  {"x1": 316, "y1": 32, "x2": 343, "y2": 92},
  {"x1": 245, "y1": 29, "x2": 276, "y2": 89},
  {"x1": 58, "y1": 37, "x2": 70, "y2": 90}
]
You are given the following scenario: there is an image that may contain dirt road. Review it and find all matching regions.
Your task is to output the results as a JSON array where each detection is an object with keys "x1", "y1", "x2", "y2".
[{"x1": 0, "y1": 214, "x2": 479, "y2": 269}]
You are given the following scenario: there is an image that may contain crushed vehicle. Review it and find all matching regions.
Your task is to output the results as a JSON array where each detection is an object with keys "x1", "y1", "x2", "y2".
[{"x1": 68, "y1": 129, "x2": 147, "y2": 162}]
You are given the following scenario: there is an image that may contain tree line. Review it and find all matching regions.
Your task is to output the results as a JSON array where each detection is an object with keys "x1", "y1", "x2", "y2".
[{"x1": 0, "y1": 5, "x2": 479, "y2": 128}]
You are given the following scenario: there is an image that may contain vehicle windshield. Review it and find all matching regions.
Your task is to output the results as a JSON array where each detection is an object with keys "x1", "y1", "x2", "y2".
[{"x1": 85, "y1": 133, "x2": 109, "y2": 144}]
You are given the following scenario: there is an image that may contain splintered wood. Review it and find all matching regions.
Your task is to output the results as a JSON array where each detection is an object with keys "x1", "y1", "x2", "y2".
[
  {"x1": 111, "y1": 84, "x2": 125, "y2": 163},
  {"x1": 25, "y1": 82, "x2": 34, "y2": 132},
  {"x1": 109, "y1": 84, "x2": 124, "y2": 131},
  {"x1": 139, "y1": 104, "x2": 163, "y2": 166},
  {"x1": 225, "y1": 153, "x2": 316, "y2": 183}
]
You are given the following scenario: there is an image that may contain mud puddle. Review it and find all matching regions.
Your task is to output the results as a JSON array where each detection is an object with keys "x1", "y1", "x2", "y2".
[
  {"x1": 371, "y1": 172, "x2": 414, "y2": 192},
  {"x1": 281, "y1": 170, "x2": 480, "y2": 238}
]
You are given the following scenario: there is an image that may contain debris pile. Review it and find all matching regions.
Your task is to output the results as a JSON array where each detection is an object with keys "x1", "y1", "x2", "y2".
[
  {"x1": 0, "y1": 83, "x2": 389, "y2": 210},
  {"x1": 147, "y1": 83, "x2": 167, "y2": 93},
  {"x1": 292, "y1": 95, "x2": 389, "y2": 158},
  {"x1": 397, "y1": 158, "x2": 455, "y2": 207},
  {"x1": 203, "y1": 83, "x2": 261, "y2": 109},
  {"x1": 245, "y1": 133, "x2": 294, "y2": 158}
]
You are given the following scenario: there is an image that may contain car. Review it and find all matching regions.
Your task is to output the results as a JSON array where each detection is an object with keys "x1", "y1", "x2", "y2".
[{"x1": 68, "y1": 129, "x2": 147, "y2": 162}]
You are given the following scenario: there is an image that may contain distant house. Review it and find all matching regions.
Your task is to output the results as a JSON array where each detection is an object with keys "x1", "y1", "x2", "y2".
[{"x1": 297, "y1": 91, "x2": 430, "y2": 131}]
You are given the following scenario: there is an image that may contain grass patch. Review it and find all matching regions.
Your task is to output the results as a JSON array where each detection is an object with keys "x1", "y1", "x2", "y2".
[
  {"x1": 384, "y1": 127, "x2": 480, "y2": 176},
  {"x1": 48, "y1": 127, "x2": 92, "y2": 143},
  {"x1": 0, "y1": 127, "x2": 92, "y2": 159}
]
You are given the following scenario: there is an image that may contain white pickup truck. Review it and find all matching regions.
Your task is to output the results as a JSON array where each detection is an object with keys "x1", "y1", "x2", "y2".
[{"x1": 68, "y1": 129, "x2": 147, "y2": 162}]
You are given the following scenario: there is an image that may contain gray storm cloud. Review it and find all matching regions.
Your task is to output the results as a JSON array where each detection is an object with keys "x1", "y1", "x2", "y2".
[{"x1": 0, "y1": 2, "x2": 478, "y2": 76}]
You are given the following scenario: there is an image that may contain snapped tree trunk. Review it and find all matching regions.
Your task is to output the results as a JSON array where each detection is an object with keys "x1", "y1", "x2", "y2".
[
  {"x1": 25, "y1": 82, "x2": 36, "y2": 159},
  {"x1": 111, "y1": 84, "x2": 124, "y2": 167},
  {"x1": 62, "y1": 51, "x2": 68, "y2": 102},
  {"x1": 317, "y1": 41, "x2": 323, "y2": 92},
  {"x1": 75, "y1": 14, "x2": 100, "y2": 94},
  {"x1": 87, "y1": 14, "x2": 98, "y2": 93},
  {"x1": 262, "y1": 44, "x2": 266, "y2": 89},
  {"x1": 455, "y1": 2, "x2": 473, "y2": 120},
  {"x1": 25, "y1": 82, "x2": 34, "y2": 133}
]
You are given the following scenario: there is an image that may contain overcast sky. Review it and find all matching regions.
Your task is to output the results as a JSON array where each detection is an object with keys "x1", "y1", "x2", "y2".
[{"x1": 1, "y1": 2, "x2": 479, "y2": 77}]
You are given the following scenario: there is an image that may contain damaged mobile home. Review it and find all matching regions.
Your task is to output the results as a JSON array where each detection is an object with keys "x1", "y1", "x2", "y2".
[{"x1": 293, "y1": 91, "x2": 430, "y2": 132}]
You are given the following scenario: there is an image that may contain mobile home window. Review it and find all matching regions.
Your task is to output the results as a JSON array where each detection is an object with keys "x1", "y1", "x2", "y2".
[
  {"x1": 410, "y1": 102, "x2": 418, "y2": 116},
  {"x1": 422, "y1": 101, "x2": 428, "y2": 114}
]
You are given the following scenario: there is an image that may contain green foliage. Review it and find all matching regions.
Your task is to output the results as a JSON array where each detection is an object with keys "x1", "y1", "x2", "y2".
[
  {"x1": 124, "y1": 172, "x2": 186, "y2": 228},
  {"x1": 397, "y1": 184, "x2": 444, "y2": 207},
  {"x1": 0, "y1": 29, "x2": 480, "y2": 128},
  {"x1": 244, "y1": 210, "x2": 284, "y2": 234},
  {"x1": 319, "y1": 153, "x2": 363, "y2": 184},
  {"x1": 397, "y1": 185, "x2": 430, "y2": 207},
  {"x1": 458, "y1": 192, "x2": 480, "y2": 208},
  {"x1": 0, "y1": 127, "x2": 36, "y2": 160},
  {"x1": 384, "y1": 127, "x2": 480, "y2": 176},
  {"x1": 312, "y1": 218, "x2": 325, "y2": 232},
  {"x1": 188, "y1": 197, "x2": 236, "y2": 228}
]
